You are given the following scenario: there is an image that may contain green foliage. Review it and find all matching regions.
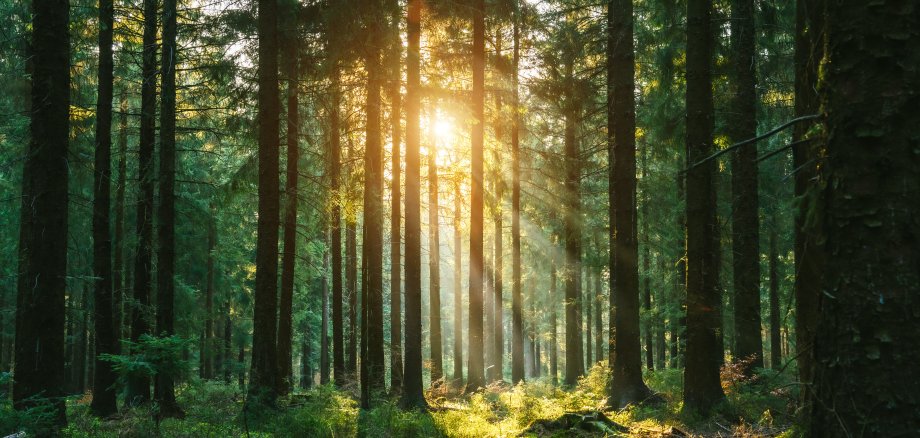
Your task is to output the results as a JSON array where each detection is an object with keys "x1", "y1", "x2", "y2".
[{"x1": 101, "y1": 335, "x2": 194, "y2": 385}]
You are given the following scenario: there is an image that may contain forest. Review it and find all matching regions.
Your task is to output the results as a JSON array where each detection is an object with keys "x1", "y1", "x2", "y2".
[{"x1": 0, "y1": 0, "x2": 917, "y2": 435}]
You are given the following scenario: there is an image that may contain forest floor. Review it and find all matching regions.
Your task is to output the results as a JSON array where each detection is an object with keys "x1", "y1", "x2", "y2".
[{"x1": 6, "y1": 364, "x2": 800, "y2": 437}]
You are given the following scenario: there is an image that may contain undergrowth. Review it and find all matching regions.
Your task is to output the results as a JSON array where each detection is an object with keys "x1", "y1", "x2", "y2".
[{"x1": 0, "y1": 362, "x2": 799, "y2": 437}]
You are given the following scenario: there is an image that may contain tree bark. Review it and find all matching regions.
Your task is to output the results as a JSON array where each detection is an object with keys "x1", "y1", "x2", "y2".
[
  {"x1": 768, "y1": 210, "x2": 781, "y2": 369},
  {"x1": 510, "y1": 1, "x2": 525, "y2": 385},
  {"x1": 401, "y1": 0, "x2": 427, "y2": 408},
  {"x1": 810, "y1": 3, "x2": 919, "y2": 434},
  {"x1": 90, "y1": 0, "x2": 118, "y2": 416},
  {"x1": 466, "y1": 0, "x2": 486, "y2": 392},
  {"x1": 114, "y1": 92, "x2": 128, "y2": 349},
  {"x1": 155, "y1": 0, "x2": 182, "y2": 416},
  {"x1": 127, "y1": 0, "x2": 158, "y2": 406},
  {"x1": 729, "y1": 0, "x2": 763, "y2": 373},
  {"x1": 607, "y1": 0, "x2": 653, "y2": 408},
  {"x1": 452, "y1": 182, "x2": 464, "y2": 387},
  {"x1": 247, "y1": 0, "x2": 281, "y2": 408},
  {"x1": 277, "y1": 10, "x2": 300, "y2": 395},
  {"x1": 330, "y1": 69, "x2": 345, "y2": 384},
  {"x1": 682, "y1": 0, "x2": 726, "y2": 415},
  {"x1": 428, "y1": 115, "x2": 444, "y2": 384},
  {"x1": 388, "y1": 1, "x2": 403, "y2": 394},
  {"x1": 562, "y1": 54, "x2": 583, "y2": 386},
  {"x1": 549, "y1": 248, "x2": 558, "y2": 385}
]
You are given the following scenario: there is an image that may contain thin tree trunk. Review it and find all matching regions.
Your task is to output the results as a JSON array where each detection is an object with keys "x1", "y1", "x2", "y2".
[
  {"x1": 510, "y1": 0, "x2": 524, "y2": 385},
  {"x1": 361, "y1": 6, "x2": 386, "y2": 408},
  {"x1": 91, "y1": 0, "x2": 118, "y2": 415},
  {"x1": 492, "y1": 30, "x2": 505, "y2": 384},
  {"x1": 277, "y1": 12, "x2": 300, "y2": 394},
  {"x1": 428, "y1": 114, "x2": 443, "y2": 384},
  {"x1": 452, "y1": 182, "x2": 464, "y2": 387},
  {"x1": 321, "y1": 243, "x2": 330, "y2": 385},
  {"x1": 682, "y1": 0, "x2": 726, "y2": 415},
  {"x1": 388, "y1": 1, "x2": 403, "y2": 393},
  {"x1": 594, "y1": 272, "x2": 603, "y2": 366},
  {"x1": 223, "y1": 307, "x2": 232, "y2": 383},
  {"x1": 563, "y1": 54, "x2": 584, "y2": 386},
  {"x1": 203, "y1": 210, "x2": 216, "y2": 379},
  {"x1": 113, "y1": 92, "x2": 128, "y2": 350},
  {"x1": 549, "y1": 249, "x2": 558, "y2": 385},
  {"x1": 466, "y1": 0, "x2": 486, "y2": 392},
  {"x1": 768, "y1": 210, "x2": 781, "y2": 369},
  {"x1": 585, "y1": 269, "x2": 593, "y2": 368},
  {"x1": 330, "y1": 69, "x2": 345, "y2": 384}
]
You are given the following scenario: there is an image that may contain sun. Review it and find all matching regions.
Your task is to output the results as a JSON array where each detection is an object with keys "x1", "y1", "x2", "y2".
[{"x1": 433, "y1": 117, "x2": 454, "y2": 142}]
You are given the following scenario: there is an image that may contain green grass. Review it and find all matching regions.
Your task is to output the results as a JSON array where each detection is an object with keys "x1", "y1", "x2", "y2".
[{"x1": 0, "y1": 364, "x2": 800, "y2": 437}]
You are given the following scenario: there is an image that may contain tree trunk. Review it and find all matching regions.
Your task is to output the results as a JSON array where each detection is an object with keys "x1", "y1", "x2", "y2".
[
  {"x1": 768, "y1": 210, "x2": 781, "y2": 369},
  {"x1": 114, "y1": 92, "x2": 128, "y2": 349},
  {"x1": 607, "y1": 0, "x2": 653, "y2": 408},
  {"x1": 792, "y1": 0, "x2": 824, "y2": 412},
  {"x1": 594, "y1": 272, "x2": 603, "y2": 366},
  {"x1": 401, "y1": 0, "x2": 427, "y2": 409},
  {"x1": 549, "y1": 249, "x2": 558, "y2": 385},
  {"x1": 491, "y1": 30, "x2": 505, "y2": 385},
  {"x1": 277, "y1": 11, "x2": 300, "y2": 395},
  {"x1": 321, "y1": 244, "x2": 330, "y2": 385},
  {"x1": 203, "y1": 211, "x2": 216, "y2": 379},
  {"x1": 562, "y1": 55, "x2": 583, "y2": 386},
  {"x1": 330, "y1": 69, "x2": 346, "y2": 385},
  {"x1": 729, "y1": 0, "x2": 763, "y2": 373},
  {"x1": 388, "y1": 2, "x2": 403, "y2": 393},
  {"x1": 810, "y1": 4, "x2": 919, "y2": 434},
  {"x1": 428, "y1": 115, "x2": 444, "y2": 384},
  {"x1": 155, "y1": 0, "x2": 182, "y2": 416},
  {"x1": 452, "y1": 182, "x2": 464, "y2": 387},
  {"x1": 90, "y1": 0, "x2": 118, "y2": 415},
  {"x1": 247, "y1": 0, "x2": 281, "y2": 407},
  {"x1": 301, "y1": 320, "x2": 313, "y2": 389},
  {"x1": 346, "y1": 212, "x2": 358, "y2": 377},
  {"x1": 682, "y1": 0, "x2": 726, "y2": 415},
  {"x1": 223, "y1": 307, "x2": 232, "y2": 383},
  {"x1": 127, "y1": 0, "x2": 158, "y2": 406},
  {"x1": 362, "y1": 7, "x2": 386, "y2": 407},
  {"x1": 510, "y1": 1, "x2": 524, "y2": 385},
  {"x1": 466, "y1": 0, "x2": 486, "y2": 392},
  {"x1": 585, "y1": 269, "x2": 593, "y2": 368}
]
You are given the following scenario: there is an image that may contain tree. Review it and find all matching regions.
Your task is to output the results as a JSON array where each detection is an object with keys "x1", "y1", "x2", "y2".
[
  {"x1": 90, "y1": 0, "x2": 118, "y2": 417},
  {"x1": 401, "y1": 0, "x2": 427, "y2": 409},
  {"x1": 608, "y1": 0, "x2": 656, "y2": 406},
  {"x1": 388, "y1": 0, "x2": 404, "y2": 394},
  {"x1": 452, "y1": 181, "x2": 464, "y2": 387},
  {"x1": 792, "y1": 0, "x2": 824, "y2": 409},
  {"x1": 728, "y1": 0, "x2": 763, "y2": 372},
  {"x1": 330, "y1": 66, "x2": 345, "y2": 385},
  {"x1": 809, "y1": 3, "x2": 919, "y2": 434},
  {"x1": 127, "y1": 0, "x2": 158, "y2": 406},
  {"x1": 277, "y1": 2, "x2": 301, "y2": 395},
  {"x1": 467, "y1": 0, "x2": 487, "y2": 391},
  {"x1": 155, "y1": 0, "x2": 183, "y2": 416},
  {"x1": 682, "y1": 0, "x2": 726, "y2": 415},
  {"x1": 428, "y1": 116, "x2": 444, "y2": 384},
  {"x1": 510, "y1": 0, "x2": 524, "y2": 385},
  {"x1": 361, "y1": 0, "x2": 386, "y2": 407},
  {"x1": 13, "y1": 0, "x2": 71, "y2": 426},
  {"x1": 247, "y1": 0, "x2": 282, "y2": 408}
]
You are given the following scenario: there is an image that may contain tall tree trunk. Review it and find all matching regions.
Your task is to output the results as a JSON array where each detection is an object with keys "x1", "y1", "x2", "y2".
[
  {"x1": 91, "y1": 0, "x2": 118, "y2": 416},
  {"x1": 428, "y1": 119, "x2": 443, "y2": 384},
  {"x1": 127, "y1": 0, "x2": 158, "y2": 406},
  {"x1": 491, "y1": 30, "x2": 505, "y2": 384},
  {"x1": 401, "y1": 0, "x2": 427, "y2": 409},
  {"x1": 321, "y1": 243, "x2": 330, "y2": 385},
  {"x1": 768, "y1": 210, "x2": 781, "y2": 369},
  {"x1": 671, "y1": 173, "x2": 686, "y2": 369},
  {"x1": 330, "y1": 70, "x2": 346, "y2": 384},
  {"x1": 792, "y1": 0, "x2": 825, "y2": 412},
  {"x1": 466, "y1": 0, "x2": 486, "y2": 392},
  {"x1": 247, "y1": 0, "x2": 281, "y2": 408},
  {"x1": 388, "y1": 1, "x2": 403, "y2": 393},
  {"x1": 346, "y1": 212, "x2": 358, "y2": 376},
  {"x1": 549, "y1": 248, "x2": 558, "y2": 385},
  {"x1": 360, "y1": 2, "x2": 387, "y2": 408},
  {"x1": 301, "y1": 320, "x2": 312, "y2": 389},
  {"x1": 643, "y1": 209, "x2": 653, "y2": 371},
  {"x1": 585, "y1": 269, "x2": 593, "y2": 368},
  {"x1": 223, "y1": 306, "x2": 232, "y2": 383},
  {"x1": 811, "y1": 3, "x2": 919, "y2": 433},
  {"x1": 114, "y1": 92, "x2": 128, "y2": 349},
  {"x1": 729, "y1": 0, "x2": 763, "y2": 373},
  {"x1": 655, "y1": 260, "x2": 667, "y2": 370},
  {"x1": 155, "y1": 0, "x2": 182, "y2": 416},
  {"x1": 277, "y1": 12, "x2": 300, "y2": 395},
  {"x1": 607, "y1": 0, "x2": 653, "y2": 408},
  {"x1": 483, "y1": 231, "x2": 494, "y2": 381},
  {"x1": 562, "y1": 56, "x2": 584, "y2": 386},
  {"x1": 594, "y1": 271, "x2": 603, "y2": 365},
  {"x1": 682, "y1": 0, "x2": 726, "y2": 415},
  {"x1": 510, "y1": 1, "x2": 524, "y2": 385},
  {"x1": 452, "y1": 182, "x2": 463, "y2": 387}
]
